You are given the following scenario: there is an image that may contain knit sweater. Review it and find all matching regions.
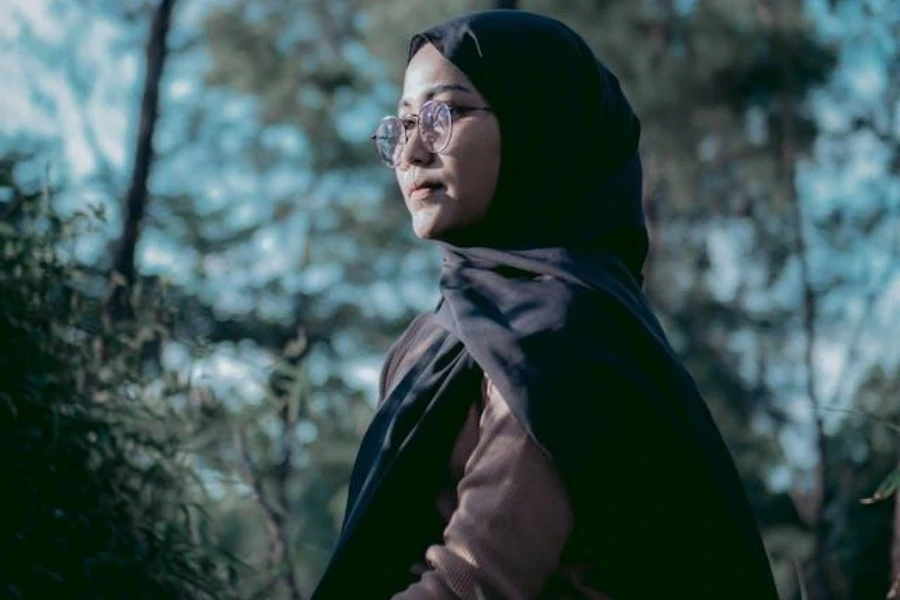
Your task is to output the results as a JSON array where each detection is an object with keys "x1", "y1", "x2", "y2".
[{"x1": 390, "y1": 377, "x2": 611, "y2": 600}]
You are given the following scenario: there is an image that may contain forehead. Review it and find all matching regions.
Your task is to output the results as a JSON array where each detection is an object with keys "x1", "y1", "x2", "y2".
[{"x1": 400, "y1": 44, "x2": 481, "y2": 108}]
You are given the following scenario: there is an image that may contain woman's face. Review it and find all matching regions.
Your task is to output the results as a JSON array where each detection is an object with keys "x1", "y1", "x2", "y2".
[{"x1": 396, "y1": 43, "x2": 501, "y2": 241}]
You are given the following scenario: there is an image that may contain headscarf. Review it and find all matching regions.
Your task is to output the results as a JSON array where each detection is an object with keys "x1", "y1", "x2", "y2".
[{"x1": 311, "y1": 10, "x2": 778, "y2": 600}]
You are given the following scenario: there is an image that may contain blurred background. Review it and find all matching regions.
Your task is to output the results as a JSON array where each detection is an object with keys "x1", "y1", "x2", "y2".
[{"x1": 0, "y1": 0, "x2": 897, "y2": 598}]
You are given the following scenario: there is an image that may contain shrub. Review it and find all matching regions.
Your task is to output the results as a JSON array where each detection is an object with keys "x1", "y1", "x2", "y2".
[{"x1": 0, "y1": 198, "x2": 236, "y2": 600}]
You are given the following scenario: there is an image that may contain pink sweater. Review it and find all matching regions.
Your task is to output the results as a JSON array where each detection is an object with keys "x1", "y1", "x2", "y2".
[{"x1": 389, "y1": 377, "x2": 611, "y2": 600}]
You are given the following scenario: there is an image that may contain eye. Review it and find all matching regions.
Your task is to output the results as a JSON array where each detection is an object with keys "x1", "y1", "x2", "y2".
[
  {"x1": 444, "y1": 103, "x2": 477, "y2": 118},
  {"x1": 432, "y1": 99, "x2": 460, "y2": 113},
  {"x1": 399, "y1": 115, "x2": 417, "y2": 130}
]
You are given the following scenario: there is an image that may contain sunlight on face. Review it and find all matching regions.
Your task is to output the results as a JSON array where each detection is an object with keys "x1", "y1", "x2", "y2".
[{"x1": 395, "y1": 43, "x2": 501, "y2": 241}]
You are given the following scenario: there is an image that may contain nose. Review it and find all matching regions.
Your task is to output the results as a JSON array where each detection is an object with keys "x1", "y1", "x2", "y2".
[{"x1": 397, "y1": 125, "x2": 433, "y2": 170}]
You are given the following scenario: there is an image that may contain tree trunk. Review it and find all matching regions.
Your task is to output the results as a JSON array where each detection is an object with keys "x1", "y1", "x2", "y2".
[
  {"x1": 768, "y1": 0, "x2": 832, "y2": 597},
  {"x1": 784, "y1": 84, "x2": 831, "y2": 600},
  {"x1": 107, "y1": 0, "x2": 178, "y2": 321}
]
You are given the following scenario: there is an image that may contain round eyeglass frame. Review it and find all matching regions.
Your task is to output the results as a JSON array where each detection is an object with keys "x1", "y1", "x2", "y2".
[{"x1": 370, "y1": 100, "x2": 492, "y2": 168}]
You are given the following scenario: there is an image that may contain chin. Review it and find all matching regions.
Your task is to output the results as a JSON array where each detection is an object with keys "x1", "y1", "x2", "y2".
[
  {"x1": 412, "y1": 222, "x2": 446, "y2": 241},
  {"x1": 411, "y1": 209, "x2": 450, "y2": 240}
]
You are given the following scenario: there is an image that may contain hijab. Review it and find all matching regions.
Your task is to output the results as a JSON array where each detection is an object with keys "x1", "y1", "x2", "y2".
[{"x1": 311, "y1": 10, "x2": 778, "y2": 600}]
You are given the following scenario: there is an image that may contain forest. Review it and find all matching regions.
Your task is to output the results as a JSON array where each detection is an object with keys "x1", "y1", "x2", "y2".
[{"x1": 0, "y1": 0, "x2": 898, "y2": 598}]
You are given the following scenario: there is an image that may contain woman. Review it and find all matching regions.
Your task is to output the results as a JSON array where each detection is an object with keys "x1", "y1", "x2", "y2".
[{"x1": 312, "y1": 9, "x2": 779, "y2": 600}]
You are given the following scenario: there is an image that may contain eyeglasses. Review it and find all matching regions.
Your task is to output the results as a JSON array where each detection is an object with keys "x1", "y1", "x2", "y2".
[{"x1": 371, "y1": 99, "x2": 492, "y2": 168}]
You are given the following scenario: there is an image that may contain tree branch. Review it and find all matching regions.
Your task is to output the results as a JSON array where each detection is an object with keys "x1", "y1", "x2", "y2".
[
  {"x1": 235, "y1": 427, "x2": 304, "y2": 600},
  {"x1": 107, "y1": 0, "x2": 178, "y2": 321},
  {"x1": 771, "y1": 0, "x2": 831, "y2": 596}
]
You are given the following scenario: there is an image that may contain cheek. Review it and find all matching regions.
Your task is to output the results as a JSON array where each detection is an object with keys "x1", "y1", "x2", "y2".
[
  {"x1": 455, "y1": 133, "x2": 500, "y2": 200},
  {"x1": 486, "y1": 135, "x2": 501, "y2": 190},
  {"x1": 470, "y1": 139, "x2": 501, "y2": 204}
]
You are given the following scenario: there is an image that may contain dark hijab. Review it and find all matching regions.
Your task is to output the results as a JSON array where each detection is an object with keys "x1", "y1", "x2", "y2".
[{"x1": 311, "y1": 10, "x2": 778, "y2": 600}]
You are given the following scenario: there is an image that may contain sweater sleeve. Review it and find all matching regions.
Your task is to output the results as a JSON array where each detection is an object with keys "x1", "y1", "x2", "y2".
[{"x1": 391, "y1": 378, "x2": 574, "y2": 600}]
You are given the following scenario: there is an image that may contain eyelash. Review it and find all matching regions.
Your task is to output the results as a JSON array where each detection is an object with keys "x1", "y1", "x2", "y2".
[{"x1": 398, "y1": 103, "x2": 466, "y2": 128}]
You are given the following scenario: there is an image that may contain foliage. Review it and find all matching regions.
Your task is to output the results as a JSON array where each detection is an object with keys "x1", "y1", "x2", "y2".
[
  {"x1": 0, "y1": 191, "x2": 237, "y2": 600},
  {"x1": 2, "y1": 0, "x2": 898, "y2": 598}
]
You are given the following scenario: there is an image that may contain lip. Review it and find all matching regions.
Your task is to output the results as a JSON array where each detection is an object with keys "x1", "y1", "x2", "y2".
[{"x1": 408, "y1": 182, "x2": 444, "y2": 200}]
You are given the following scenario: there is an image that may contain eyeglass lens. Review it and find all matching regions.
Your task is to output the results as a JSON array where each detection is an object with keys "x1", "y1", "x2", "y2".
[{"x1": 374, "y1": 101, "x2": 453, "y2": 167}]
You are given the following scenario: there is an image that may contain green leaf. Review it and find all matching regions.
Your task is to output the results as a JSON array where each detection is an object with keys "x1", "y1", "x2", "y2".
[{"x1": 861, "y1": 467, "x2": 900, "y2": 505}]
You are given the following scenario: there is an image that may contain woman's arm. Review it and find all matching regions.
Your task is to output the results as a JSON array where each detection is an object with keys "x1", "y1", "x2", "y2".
[{"x1": 392, "y1": 379, "x2": 574, "y2": 600}]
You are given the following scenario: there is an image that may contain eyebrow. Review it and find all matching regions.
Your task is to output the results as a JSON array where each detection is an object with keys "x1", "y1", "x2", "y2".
[{"x1": 398, "y1": 83, "x2": 474, "y2": 111}]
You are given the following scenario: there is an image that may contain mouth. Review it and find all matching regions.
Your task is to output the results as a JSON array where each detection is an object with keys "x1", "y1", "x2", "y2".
[{"x1": 408, "y1": 181, "x2": 445, "y2": 201}]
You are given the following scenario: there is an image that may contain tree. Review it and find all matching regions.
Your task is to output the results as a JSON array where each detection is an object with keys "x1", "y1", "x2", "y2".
[
  {"x1": 197, "y1": 0, "x2": 836, "y2": 594},
  {"x1": 6, "y1": 0, "x2": 895, "y2": 596},
  {"x1": 0, "y1": 160, "x2": 236, "y2": 600},
  {"x1": 108, "y1": 0, "x2": 179, "y2": 321}
]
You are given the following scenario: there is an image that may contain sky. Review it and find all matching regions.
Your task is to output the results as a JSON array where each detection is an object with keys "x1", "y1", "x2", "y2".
[
  {"x1": 0, "y1": 0, "x2": 431, "y2": 406},
  {"x1": 1, "y1": 0, "x2": 898, "y2": 484}
]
